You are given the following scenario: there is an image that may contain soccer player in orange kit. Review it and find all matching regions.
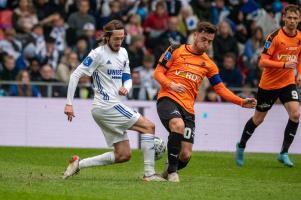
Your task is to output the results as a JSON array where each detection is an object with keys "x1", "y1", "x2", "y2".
[
  {"x1": 236, "y1": 4, "x2": 301, "y2": 168},
  {"x1": 154, "y1": 21, "x2": 257, "y2": 182}
]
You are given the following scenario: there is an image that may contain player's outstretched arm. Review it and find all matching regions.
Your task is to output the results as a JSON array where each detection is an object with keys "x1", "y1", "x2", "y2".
[
  {"x1": 65, "y1": 67, "x2": 85, "y2": 121},
  {"x1": 259, "y1": 54, "x2": 296, "y2": 69},
  {"x1": 213, "y1": 82, "x2": 256, "y2": 108}
]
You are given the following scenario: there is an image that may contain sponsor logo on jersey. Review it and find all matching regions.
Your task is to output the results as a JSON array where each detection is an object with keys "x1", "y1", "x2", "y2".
[
  {"x1": 83, "y1": 56, "x2": 93, "y2": 67},
  {"x1": 107, "y1": 69, "x2": 123, "y2": 79},
  {"x1": 277, "y1": 54, "x2": 297, "y2": 62},
  {"x1": 175, "y1": 70, "x2": 201, "y2": 82},
  {"x1": 264, "y1": 41, "x2": 271, "y2": 49}
]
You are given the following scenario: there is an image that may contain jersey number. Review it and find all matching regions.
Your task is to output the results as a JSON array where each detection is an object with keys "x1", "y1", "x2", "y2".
[
  {"x1": 291, "y1": 91, "x2": 299, "y2": 100},
  {"x1": 183, "y1": 127, "x2": 192, "y2": 139}
]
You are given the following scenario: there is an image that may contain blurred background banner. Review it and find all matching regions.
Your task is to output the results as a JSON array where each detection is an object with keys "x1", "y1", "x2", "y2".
[{"x1": 1, "y1": 97, "x2": 300, "y2": 153}]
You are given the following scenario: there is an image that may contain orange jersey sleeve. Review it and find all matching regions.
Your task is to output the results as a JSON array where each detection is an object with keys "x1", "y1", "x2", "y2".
[
  {"x1": 259, "y1": 54, "x2": 285, "y2": 69},
  {"x1": 259, "y1": 28, "x2": 301, "y2": 90},
  {"x1": 206, "y1": 60, "x2": 243, "y2": 106},
  {"x1": 213, "y1": 83, "x2": 243, "y2": 106}
]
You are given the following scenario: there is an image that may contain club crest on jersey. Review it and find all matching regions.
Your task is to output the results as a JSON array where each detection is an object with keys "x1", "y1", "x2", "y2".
[
  {"x1": 83, "y1": 56, "x2": 93, "y2": 67},
  {"x1": 163, "y1": 51, "x2": 172, "y2": 61},
  {"x1": 264, "y1": 41, "x2": 271, "y2": 49}
]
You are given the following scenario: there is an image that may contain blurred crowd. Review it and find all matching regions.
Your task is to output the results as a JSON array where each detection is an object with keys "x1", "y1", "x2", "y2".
[{"x1": 0, "y1": 0, "x2": 300, "y2": 101}]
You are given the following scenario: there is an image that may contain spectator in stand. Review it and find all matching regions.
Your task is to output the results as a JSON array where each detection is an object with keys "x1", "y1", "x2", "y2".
[
  {"x1": 190, "y1": 0, "x2": 211, "y2": 22},
  {"x1": 136, "y1": 54, "x2": 160, "y2": 100},
  {"x1": 213, "y1": 20, "x2": 239, "y2": 67},
  {"x1": 243, "y1": 26, "x2": 264, "y2": 71},
  {"x1": 220, "y1": 53, "x2": 243, "y2": 88},
  {"x1": 166, "y1": 0, "x2": 182, "y2": 16},
  {"x1": 73, "y1": 36, "x2": 89, "y2": 62},
  {"x1": 39, "y1": 64, "x2": 66, "y2": 97},
  {"x1": 75, "y1": 75, "x2": 93, "y2": 99},
  {"x1": 40, "y1": 36, "x2": 60, "y2": 70},
  {"x1": 127, "y1": 70, "x2": 148, "y2": 100},
  {"x1": 33, "y1": 0, "x2": 58, "y2": 21},
  {"x1": 204, "y1": 86, "x2": 222, "y2": 102},
  {"x1": 12, "y1": 0, "x2": 38, "y2": 33},
  {"x1": 0, "y1": 54, "x2": 18, "y2": 92},
  {"x1": 127, "y1": 34, "x2": 146, "y2": 71},
  {"x1": 22, "y1": 24, "x2": 46, "y2": 69},
  {"x1": 125, "y1": 14, "x2": 143, "y2": 45},
  {"x1": 143, "y1": 1, "x2": 169, "y2": 48},
  {"x1": 56, "y1": 51, "x2": 79, "y2": 83},
  {"x1": 210, "y1": 0, "x2": 230, "y2": 25},
  {"x1": 0, "y1": 27, "x2": 22, "y2": 59},
  {"x1": 154, "y1": 16, "x2": 187, "y2": 62},
  {"x1": 67, "y1": 0, "x2": 95, "y2": 39},
  {"x1": 50, "y1": 13, "x2": 67, "y2": 54},
  {"x1": 237, "y1": 84, "x2": 255, "y2": 99},
  {"x1": 9, "y1": 70, "x2": 40, "y2": 97},
  {"x1": 82, "y1": 22, "x2": 96, "y2": 50},
  {"x1": 27, "y1": 57, "x2": 42, "y2": 81},
  {"x1": 177, "y1": 4, "x2": 199, "y2": 37}
]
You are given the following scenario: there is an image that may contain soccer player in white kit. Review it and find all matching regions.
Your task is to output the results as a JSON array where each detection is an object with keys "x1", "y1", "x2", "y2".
[{"x1": 63, "y1": 20, "x2": 165, "y2": 181}]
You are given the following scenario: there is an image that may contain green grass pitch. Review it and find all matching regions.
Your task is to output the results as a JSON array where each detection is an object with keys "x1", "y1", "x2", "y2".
[{"x1": 0, "y1": 146, "x2": 300, "y2": 200}]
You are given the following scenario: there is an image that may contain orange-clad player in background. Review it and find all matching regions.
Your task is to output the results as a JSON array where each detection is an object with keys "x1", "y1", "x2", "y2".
[
  {"x1": 154, "y1": 21, "x2": 257, "y2": 182},
  {"x1": 236, "y1": 4, "x2": 301, "y2": 168}
]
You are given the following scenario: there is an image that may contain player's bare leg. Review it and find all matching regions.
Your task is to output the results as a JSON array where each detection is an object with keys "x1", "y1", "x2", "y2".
[{"x1": 130, "y1": 116, "x2": 166, "y2": 181}]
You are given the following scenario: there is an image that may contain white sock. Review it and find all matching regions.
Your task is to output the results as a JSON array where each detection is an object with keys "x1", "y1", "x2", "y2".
[
  {"x1": 141, "y1": 133, "x2": 155, "y2": 177},
  {"x1": 79, "y1": 151, "x2": 115, "y2": 169}
]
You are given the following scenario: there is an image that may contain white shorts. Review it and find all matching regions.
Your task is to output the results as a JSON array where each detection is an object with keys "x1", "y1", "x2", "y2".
[{"x1": 91, "y1": 103, "x2": 140, "y2": 147}]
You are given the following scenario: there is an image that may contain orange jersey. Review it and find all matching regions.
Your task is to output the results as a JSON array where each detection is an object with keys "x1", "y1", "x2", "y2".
[
  {"x1": 259, "y1": 28, "x2": 301, "y2": 90},
  {"x1": 154, "y1": 44, "x2": 243, "y2": 114}
]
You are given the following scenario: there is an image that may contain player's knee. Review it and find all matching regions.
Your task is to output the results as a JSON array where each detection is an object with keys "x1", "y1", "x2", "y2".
[
  {"x1": 253, "y1": 117, "x2": 264, "y2": 125},
  {"x1": 290, "y1": 111, "x2": 300, "y2": 122},
  {"x1": 147, "y1": 121, "x2": 155, "y2": 134},
  {"x1": 180, "y1": 150, "x2": 192, "y2": 162},
  {"x1": 169, "y1": 120, "x2": 185, "y2": 133}
]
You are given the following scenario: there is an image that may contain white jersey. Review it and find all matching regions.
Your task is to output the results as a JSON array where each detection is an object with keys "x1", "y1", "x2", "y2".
[{"x1": 66, "y1": 45, "x2": 131, "y2": 106}]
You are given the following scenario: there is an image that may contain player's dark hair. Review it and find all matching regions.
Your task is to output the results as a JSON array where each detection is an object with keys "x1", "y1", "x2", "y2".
[
  {"x1": 98, "y1": 20, "x2": 125, "y2": 45},
  {"x1": 197, "y1": 21, "x2": 217, "y2": 34},
  {"x1": 283, "y1": 4, "x2": 300, "y2": 16}
]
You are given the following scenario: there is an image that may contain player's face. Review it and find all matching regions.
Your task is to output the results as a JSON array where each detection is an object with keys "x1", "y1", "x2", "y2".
[
  {"x1": 193, "y1": 32, "x2": 215, "y2": 53},
  {"x1": 283, "y1": 11, "x2": 301, "y2": 31},
  {"x1": 108, "y1": 30, "x2": 125, "y2": 52}
]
